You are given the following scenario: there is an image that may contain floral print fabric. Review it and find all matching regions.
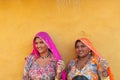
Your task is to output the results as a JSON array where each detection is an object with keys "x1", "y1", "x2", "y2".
[
  {"x1": 67, "y1": 55, "x2": 103, "y2": 80},
  {"x1": 23, "y1": 54, "x2": 57, "y2": 80}
]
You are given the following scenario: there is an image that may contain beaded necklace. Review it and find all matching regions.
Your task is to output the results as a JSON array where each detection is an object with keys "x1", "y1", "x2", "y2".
[{"x1": 40, "y1": 52, "x2": 50, "y2": 59}]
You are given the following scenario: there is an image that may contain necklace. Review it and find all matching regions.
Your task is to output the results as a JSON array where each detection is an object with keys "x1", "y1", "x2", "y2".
[
  {"x1": 40, "y1": 52, "x2": 50, "y2": 59},
  {"x1": 76, "y1": 54, "x2": 91, "y2": 70}
]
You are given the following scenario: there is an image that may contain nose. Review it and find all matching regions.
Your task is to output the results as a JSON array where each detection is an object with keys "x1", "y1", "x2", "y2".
[
  {"x1": 37, "y1": 43, "x2": 41, "y2": 48},
  {"x1": 78, "y1": 47, "x2": 82, "y2": 50}
]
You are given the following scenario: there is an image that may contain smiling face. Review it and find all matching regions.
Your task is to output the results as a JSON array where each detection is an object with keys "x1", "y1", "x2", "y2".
[
  {"x1": 34, "y1": 37, "x2": 48, "y2": 54},
  {"x1": 75, "y1": 40, "x2": 91, "y2": 58}
]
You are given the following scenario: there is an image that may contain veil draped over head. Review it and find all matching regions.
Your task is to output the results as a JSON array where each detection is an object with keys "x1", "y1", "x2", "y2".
[
  {"x1": 32, "y1": 32, "x2": 66, "y2": 80},
  {"x1": 79, "y1": 38, "x2": 114, "y2": 80}
]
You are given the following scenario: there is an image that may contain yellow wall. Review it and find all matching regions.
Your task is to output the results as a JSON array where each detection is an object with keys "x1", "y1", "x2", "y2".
[{"x1": 0, "y1": 0, "x2": 119, "y2": 80}]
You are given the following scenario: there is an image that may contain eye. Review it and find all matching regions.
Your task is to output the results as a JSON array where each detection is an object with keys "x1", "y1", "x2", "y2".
[
  {"x1": 35, "y1": 42, "x2": 38, "y2": 45},
  {"x1": 75, "y1": 45, "x2": 86, "y2": 49},
  {"x1": 39, "y1": 41, "x2": 44, "y2": 44},
  {"x1": 81, "y1": 45, "x2": 86, "y2": 48},
  {"x1": 75, "y1": 46, "x2": 79, "y2": 48}
]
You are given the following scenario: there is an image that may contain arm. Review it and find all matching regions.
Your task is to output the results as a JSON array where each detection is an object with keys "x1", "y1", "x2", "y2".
[
  {"x1": 98, "y1": 58, "x2": 109, "y2": 78},
  {"x1": 23, "y1": 55, "x2": 34, "y2": 80},
  {"x1": 55, "y1": 72, "x2": 62, "y2": 80},
  {"x1": 23, "y1": 60, "x2": 29, "y2": 80},
  {"x1": 23, "y1": 72, "x2": 29, "y2": 80},
  {"x1": 55, "y1": 60, "x2": 65, "y2": 80},
  {"x1": 100, "y1": 59, "x2": 109, "y2": 77},
  {"x1": 67, "y1": 60, "x2": 75, "y2": 80}
]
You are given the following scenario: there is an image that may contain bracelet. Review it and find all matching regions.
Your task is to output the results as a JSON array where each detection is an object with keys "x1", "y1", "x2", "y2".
[{"x1": 55, "y1": 77, "x2": 59, "y2": 80}]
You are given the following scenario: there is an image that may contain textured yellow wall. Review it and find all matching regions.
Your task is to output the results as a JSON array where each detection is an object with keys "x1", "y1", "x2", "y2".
[{"x1": 0, "y1": 0, "x2": 119, "y2": 80}]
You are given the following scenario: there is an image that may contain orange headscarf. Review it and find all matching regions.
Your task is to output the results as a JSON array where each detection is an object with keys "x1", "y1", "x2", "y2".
[{"x1": 79, "y1": 38, "x2": 114, "y2": 80}]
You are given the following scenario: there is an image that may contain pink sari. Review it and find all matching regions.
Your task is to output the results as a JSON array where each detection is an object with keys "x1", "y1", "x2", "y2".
[
  {"x1": 32, "y1": 32, "x2": 66, "y2": 80},
  {"x1": 80, "y1": 38, "x2": 114, "y2": 80}
]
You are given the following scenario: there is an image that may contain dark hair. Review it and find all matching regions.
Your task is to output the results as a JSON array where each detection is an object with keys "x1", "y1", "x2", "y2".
[
  {"x1": 75, "y1": 39, "x2": 93, "y2": 54},
  {"x1": 72, "y1": 75, "x2": 88, "y2": 80},
  {"x1": 34, "y1": 37, "x2": 40, "y2": 41},
  {"x1": 75, "y1": 40, "x2": 81, "y2": 48},
  {"x1": 34, "y1": 37, "x2": 52, "y2": 53}
]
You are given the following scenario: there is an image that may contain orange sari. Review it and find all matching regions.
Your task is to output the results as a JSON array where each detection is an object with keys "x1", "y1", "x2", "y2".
[{"x1": 80, "y1": 38, "x2": 114, "y2": 80}]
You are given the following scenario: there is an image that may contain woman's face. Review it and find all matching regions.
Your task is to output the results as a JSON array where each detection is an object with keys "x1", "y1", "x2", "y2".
[
  {"x1": 34, "y1": 37, "x2": 48, "y2": 54},
  {"x1": 75, "y1": 41, "x2": 90, "y2": 58}
]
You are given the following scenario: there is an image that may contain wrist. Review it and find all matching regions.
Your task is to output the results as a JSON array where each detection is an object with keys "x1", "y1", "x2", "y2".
[
  {"x1": 102, "y1": 70, "x2": 108, "y2": 77},
  {"x1": 55, "y1": 77, "x2": 59, "y2": 80},
  {"x1": 55, "y1": 72, "x2": 61, "y2": 80},
  {"x1": 57, "y1": 71, "x2": 62, "y2": 74}
]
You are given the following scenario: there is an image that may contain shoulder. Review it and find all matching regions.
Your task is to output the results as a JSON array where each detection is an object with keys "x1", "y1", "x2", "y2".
[
  {"x1": 25, "y1": 54, "x2": 36, "y2": 62},
  {"x1": 91, "y1": 54, "x2": 101, "y2": 64},
  {"x1": 49, "y1": 53, "x2": 57, "y2": 62},
  {"x1": 68, "y1": 58, "x2": 76, "y2": 67},
  {"x1": 67, "y1": 58, "x2": 76, "y2": 73}
]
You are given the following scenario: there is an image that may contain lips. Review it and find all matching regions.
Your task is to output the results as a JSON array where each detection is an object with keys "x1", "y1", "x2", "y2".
[
  {"x1": 78, "y1": 51, "x2": 83, "y2": 54},
  {"x1": 38, "y1": 47, "x2": 42, "y2": 49},
  {"x1": 77, "y1": 51, "x2": 84, "y2": 56},
  {"x1": 37, "y1": 47, "x2": 43, "y2": 51}
]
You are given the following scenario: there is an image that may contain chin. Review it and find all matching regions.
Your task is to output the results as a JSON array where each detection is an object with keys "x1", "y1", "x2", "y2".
[
  {"x1": 78, "y1": 55, "x2": 86, "y2": 58},
  {"x1": 38, "y1": 51, "x2": 43, "y2": 54},
  {"x1": 78, "y1": 53, "x2": 84, "y2": 57}
]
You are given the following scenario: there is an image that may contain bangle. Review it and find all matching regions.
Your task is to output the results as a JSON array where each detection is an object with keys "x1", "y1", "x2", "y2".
[{"x1": 55, "y1": 77, "x2": 59, "y2": 80}]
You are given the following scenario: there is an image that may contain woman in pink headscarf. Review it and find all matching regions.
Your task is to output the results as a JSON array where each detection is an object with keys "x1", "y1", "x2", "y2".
[
  {"x1": 23, "y1": 32, "x2": 66, "y2": 80},
  {"x1": 67, "y1": 38, "x2": 114, "y2": 80}
]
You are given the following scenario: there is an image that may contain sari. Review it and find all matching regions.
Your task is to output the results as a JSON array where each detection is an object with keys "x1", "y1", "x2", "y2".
[
  {"x1": 23, "y1": 32, "x2": 66, "y2": 80},
  {"x1": 67, "y1": 38, "x2": 114, "y2": 80},
  {"x1": 80, "y1": 38, "x2": 113, "y2": 80}
]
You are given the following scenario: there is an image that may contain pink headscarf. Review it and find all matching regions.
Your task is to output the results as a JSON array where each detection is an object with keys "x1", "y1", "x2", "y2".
[{"x1": 32, "y1": 32, "x2": 66, "y2": 80}]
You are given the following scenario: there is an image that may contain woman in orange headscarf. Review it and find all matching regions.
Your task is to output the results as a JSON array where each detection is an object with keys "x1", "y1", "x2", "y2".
[{"x1": 67, "y1": 38, "x2": 114, "y2": 80}]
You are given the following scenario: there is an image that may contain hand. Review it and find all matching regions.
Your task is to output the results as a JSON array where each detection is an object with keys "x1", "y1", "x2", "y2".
[
  {"x1": 56, "y1": 60, "x2": 65, "y2": 73},
  {"x1": 100, "y1": 59, "x2": 109, "y2": 70},
  {"x1": 100, "y1": 59, "x2": 109, "y2": 77}
]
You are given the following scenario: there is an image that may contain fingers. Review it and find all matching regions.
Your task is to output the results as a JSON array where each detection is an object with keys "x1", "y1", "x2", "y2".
[
  {"x1": 56, "y1": 60, "x2": 65, "y2": 73},
  {"x1": 57, "y1": 60, "x2": 64, "y2": 66},
  {"x1": 57, "y1": 60, "x2": 65, "y2": 70},
  {"x1": 100, "y1": 59, "x2": 109, "y2": 70},
  {"x1": 102, "y1": 70, "x2": 109, "y2": 77}
]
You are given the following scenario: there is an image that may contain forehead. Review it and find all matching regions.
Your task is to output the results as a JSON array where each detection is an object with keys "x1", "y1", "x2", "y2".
[
  {"x1": 34, "y1": 37, "x2": 42, "y2": 42},
  {"x1": 76, "y1": 41, "x2": 85, "y2": 45}
]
